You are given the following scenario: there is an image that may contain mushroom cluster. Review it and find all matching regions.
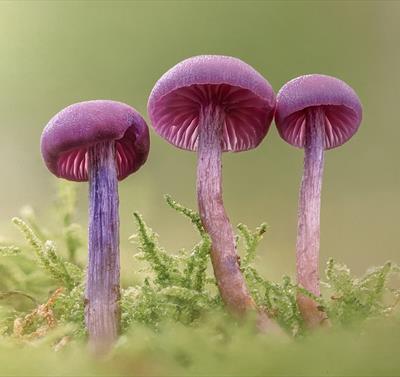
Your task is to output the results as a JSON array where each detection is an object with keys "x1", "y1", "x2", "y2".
[{"x1": 39, "y1": 55, "x2": 362, "y2": 353}]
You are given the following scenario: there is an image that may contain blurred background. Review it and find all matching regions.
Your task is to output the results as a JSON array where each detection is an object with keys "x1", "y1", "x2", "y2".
[{"x1": 0, "y1": 0, "x2": 399, "y2": 283}]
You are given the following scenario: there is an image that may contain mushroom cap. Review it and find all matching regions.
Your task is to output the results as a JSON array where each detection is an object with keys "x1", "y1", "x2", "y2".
[
  {"x1": 147, "y1": 55, "x2": 276, "y2": 152},
  {"x1": 275, "y1": 74, "x2": 362, "y2": 150},
  {"x1": 41, "y1": 100, "x2": 150, "y2": 182}
]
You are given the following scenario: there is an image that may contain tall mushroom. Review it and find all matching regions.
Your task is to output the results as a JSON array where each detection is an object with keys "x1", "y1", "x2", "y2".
[
  {"x1": 148, "y1": 55, "x2": 276, "y2": 316},
  {"x1": 41, "y1": 100, "x2": 149, "y2": 353},
  {"x1": 275, "y1": 74, "x2": 362, "y2": 327}
]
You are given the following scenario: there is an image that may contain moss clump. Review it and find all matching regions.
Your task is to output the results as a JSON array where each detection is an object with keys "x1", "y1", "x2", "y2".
[{"x1": 0, "y1": 181, "x2": 399, "y2": 351}]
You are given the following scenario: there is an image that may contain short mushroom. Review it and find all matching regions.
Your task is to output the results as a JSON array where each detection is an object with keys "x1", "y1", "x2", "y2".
[
  {"x1": 148, "y1": 55, "x2": 276, "y2": 316},
  {"x1": 275, "y1": 74, "x2": 362, "y2": 327},
  {"x1": 41, "y1": 100, "x2": 149, "y2": 353}
]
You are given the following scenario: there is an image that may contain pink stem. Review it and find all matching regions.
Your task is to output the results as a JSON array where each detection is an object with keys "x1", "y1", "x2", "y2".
[
  {"x1": 86, "y1": 141, "x2": 120, "y2": 354},
  {"x1": 197, "y1": 105, "x2": 255, "y2": 316},
  {"x1": 296, "y1": 107, "x2": 328, "y2": 327}
]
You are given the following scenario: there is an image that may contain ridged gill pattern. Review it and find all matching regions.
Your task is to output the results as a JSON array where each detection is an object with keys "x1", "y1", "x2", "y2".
[
  {"x1": 278, "y1": 105, "x2": 360, "y2": 149},
  {"x1": 56, "y1": 127, "x2": 140, "y2": 181},
  {"x1": 275, "y1": 74, "x2": 362, "y2": 150},
  {"x1": 152, "y1": 83, "x2": 272, "y2": 151}
]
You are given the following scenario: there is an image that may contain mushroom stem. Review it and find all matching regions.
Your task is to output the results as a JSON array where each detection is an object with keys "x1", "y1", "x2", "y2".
[
  {"x1": 197, "y1": 105, "x2": 255, "y2": 316},
  {"x1": 296, "y1": 107, "x2": 328, "y2": 328},
  {"x1": 86, "y1": 141, "x2": 120, "y2": 354}
]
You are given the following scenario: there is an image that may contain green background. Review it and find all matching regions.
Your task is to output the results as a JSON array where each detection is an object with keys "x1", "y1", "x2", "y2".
[{"x1": 0, "y1": 0, "x2": 398, "y2": 282}]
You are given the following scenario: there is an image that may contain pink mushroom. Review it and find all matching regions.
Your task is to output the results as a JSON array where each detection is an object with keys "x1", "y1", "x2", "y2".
[
  {"x1": 148, "y1": 55, "x2": 276, "y2": 316},
  {"x1": 41, "y1": 100, "x2": 149, "y2": 353},
  {"x1": 275, "y1": 74, "x2": 362, "y2": 328}
]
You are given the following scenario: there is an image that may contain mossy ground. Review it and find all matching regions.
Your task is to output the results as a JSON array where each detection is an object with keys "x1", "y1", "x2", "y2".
[{"x1": 0, "y1": 182, "x2": 399, "y2": 376}]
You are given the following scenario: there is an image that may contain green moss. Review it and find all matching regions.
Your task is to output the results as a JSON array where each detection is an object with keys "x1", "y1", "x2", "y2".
[{"x1": 0, "y1": 182, "x2": 399, "y2": 376}]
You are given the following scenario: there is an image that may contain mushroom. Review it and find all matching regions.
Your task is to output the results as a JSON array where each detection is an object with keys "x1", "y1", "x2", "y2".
[
  {"x1": 41, "y1": 100, "x2": 149, "y2": 353},
  {"x1": 275, "y1": 74, "x2": 362, "y2": 327},
  {"x1": 148, "y1": 55, "x2": 276, "y2": 316}
]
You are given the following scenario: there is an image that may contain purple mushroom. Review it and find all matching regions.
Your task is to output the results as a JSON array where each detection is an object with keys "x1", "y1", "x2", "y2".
[
  {"x1": 275, "y1": 74, "x2": 362, "y2": 327},
  {"x1": 148, "y1": 55, "x2": 276, "y2": 316},
  {"x1": 41, "y1": 100, "x2": 149, "y2": 352}
]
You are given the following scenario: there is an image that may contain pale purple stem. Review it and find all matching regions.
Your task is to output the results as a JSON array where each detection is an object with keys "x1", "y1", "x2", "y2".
[
  {"x1": 296, "y1": 107, "x2": 327, "y2": 327},
  {"x1": 197, "y1": 105, "x2": 255, "y2": 316},
  {"x1": 85, "y1": 141, "x2": 120, "y2": 354}
]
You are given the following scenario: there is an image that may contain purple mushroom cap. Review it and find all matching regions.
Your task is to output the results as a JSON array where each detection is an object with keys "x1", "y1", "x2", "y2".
[
  {"x1": 275, "y1": 74, "x2": 362, "y2": 150},
  {"x1": 147, "y1": 55, "x2": 276, "y2": 152},
  {"x1": 41, "y1": 100, "x2": 150, "y2": 182}
]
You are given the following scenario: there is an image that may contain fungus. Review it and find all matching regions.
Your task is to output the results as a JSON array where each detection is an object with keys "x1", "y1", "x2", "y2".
[
  {"x1": 148, "y1": 55, "x2": 276, "y2": 316},
  {"x1": 275, "y1": 74, "x2": 362, "y2": 327},
  {"x1": 41, "y1": 100, "x2": 149, "y2": 353}
]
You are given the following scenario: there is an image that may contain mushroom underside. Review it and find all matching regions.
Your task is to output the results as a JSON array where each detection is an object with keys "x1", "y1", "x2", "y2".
[
  {"x1": 56, "y1": 128, "x2": 141, "y2": 181},
  {"x1": 151, "y1": 84, "x2": 273, "y2": 151},
  {"x1": 278, "y1": 105, "x2": 359, "y2": 149}
]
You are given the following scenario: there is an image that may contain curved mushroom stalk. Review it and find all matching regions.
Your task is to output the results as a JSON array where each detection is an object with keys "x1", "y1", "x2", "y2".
[
  {"x1": 86, "y1": 141, "x2": 120, "y2": 354},
  {"x1": 148, "y1": 55, "x2": 277, "y2": 320},
  {"x1": 296, "y1": 108, "x2": 328, "y2": 327},
  {"x1": 197, "y1": 105, "x2": 255, "y2": 315}
]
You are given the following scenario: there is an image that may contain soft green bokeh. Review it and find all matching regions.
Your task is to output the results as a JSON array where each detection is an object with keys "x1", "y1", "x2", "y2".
[
  {"x1": 0, "y1": 0, "x2": 399, "y2": 283},
  {"x1": 2, "y1": 318, "x2": 400, "y2": 376}
]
